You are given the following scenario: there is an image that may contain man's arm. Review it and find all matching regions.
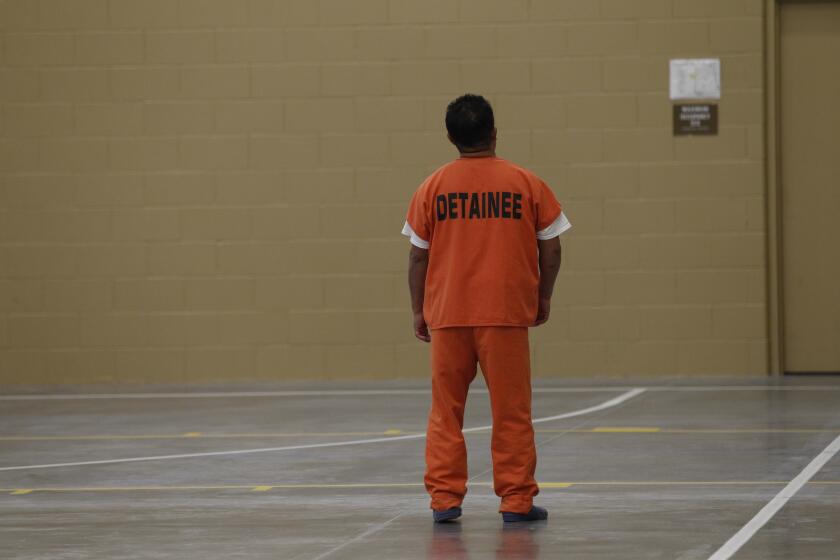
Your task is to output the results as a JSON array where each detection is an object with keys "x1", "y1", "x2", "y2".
[
  {"x1": 408, "y1": 244, "x2": 431, "y2": 342},
  {"x1": 535, "y1": 237, "x2": 562, "y2": 326}
]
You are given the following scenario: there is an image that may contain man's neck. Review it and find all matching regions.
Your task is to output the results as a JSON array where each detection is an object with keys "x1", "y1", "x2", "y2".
[{"x1": 458, "y1": 148, "x2": 495, "y2": 158}]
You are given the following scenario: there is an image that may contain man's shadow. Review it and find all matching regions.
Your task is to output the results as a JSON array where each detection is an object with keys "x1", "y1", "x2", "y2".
[{"x1": 426, "y1": 520, "x2": 545, "y2": 560}]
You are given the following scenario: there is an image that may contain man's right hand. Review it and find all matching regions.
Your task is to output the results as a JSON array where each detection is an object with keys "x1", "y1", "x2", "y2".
[
  {"x1": 534, "y1": 297, "x2": 551, "y2": 326},
  {"x1": 414, "y1": 312, "x2": 431, "y2": 342}
]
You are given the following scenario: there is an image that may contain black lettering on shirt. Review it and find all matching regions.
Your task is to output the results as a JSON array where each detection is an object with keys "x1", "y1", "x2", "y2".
[
  {"x1": 458, "y1": 192, "x2": 469, "y2": 218},
  {"x1": 468, "y1": 193, "x2": 481, "y2": 219},
  {"x1": 447, "y1": 192, "x2": 457, "y2": 220},
  {"x1": 436, "y1": 194, "x2": 447, "y2": 221},
  {"x1": 501, "y1": 191, "x2": 512, "y2": 218},
  {"x1": 512, "y1": 193, "x2": 522, "y2": 219}
]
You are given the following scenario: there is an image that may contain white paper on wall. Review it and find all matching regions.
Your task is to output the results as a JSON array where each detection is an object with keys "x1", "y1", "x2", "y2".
[{"x1": 669, "y1": 59, "x2": 721, "y2": 100}]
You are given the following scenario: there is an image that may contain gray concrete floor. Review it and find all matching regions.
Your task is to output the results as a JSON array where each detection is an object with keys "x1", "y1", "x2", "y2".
[{"x1": 0, "y1": 377, "x2": 839, "y2": 559}]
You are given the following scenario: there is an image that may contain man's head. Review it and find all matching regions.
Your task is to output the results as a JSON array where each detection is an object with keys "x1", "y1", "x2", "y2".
[{"x1": 445, "y1": 94, "x2": 496, "y2": 153}]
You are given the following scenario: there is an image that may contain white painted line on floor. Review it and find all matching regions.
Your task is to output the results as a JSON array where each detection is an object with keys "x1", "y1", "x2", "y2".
[
  {"x1": 707, "y1": 434, "x2": 840, "y2": 560},
  {"x1": 309, "y1": 511, "x2": 405, "y2": 560},
  {"x1": 1, "y1": 385, "x2": 837, "y2": 400},
  {"x1": 0, "y1": 388, "x2": 646, "y2": 472}
]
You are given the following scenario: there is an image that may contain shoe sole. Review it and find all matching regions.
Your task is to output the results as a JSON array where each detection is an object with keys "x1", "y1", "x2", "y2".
[{"x1": 433, "y1": 509, "x2": 462, "y2": 523}]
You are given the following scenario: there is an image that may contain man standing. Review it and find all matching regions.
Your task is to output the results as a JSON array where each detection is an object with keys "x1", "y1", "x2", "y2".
[{"x1": 401, "y1": 94, "x2": 571, "y2": 523}]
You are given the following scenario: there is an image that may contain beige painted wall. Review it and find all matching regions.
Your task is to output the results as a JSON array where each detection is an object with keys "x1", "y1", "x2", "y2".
[{"x1": 0, "y1": 0, "x2": 767, "y2": 384}]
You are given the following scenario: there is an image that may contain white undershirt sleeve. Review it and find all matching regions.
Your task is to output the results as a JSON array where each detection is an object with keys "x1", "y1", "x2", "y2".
[
  {"x1": 401, "y1": 221, "x2": 430, "y2": 249},
  {"x1": 536, "y1": 211, "x2": 572, "y2": 240}
]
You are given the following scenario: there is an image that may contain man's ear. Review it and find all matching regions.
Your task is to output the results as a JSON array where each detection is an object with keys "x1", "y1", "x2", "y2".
[{"x1": 491, "y1": 127, "x2": 497, "y2": 141}]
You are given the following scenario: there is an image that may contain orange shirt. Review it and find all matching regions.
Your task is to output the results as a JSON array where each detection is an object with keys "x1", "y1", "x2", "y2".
[{"x1": 405, "y1": 156, "x2": 563, "y2": 329}]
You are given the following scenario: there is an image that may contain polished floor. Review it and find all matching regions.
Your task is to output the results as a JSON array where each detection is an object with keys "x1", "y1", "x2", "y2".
[{"x1": 1, "y1": 377, "x2": 838, "y2": 559}]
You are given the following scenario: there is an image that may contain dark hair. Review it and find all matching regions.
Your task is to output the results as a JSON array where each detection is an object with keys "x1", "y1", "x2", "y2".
[{"x1": 445, "y1": 94, "x2": 494, "y2": 151}]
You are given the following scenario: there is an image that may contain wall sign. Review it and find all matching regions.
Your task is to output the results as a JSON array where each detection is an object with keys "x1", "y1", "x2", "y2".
[
  {"x1": 673, "y1": 104, "x2": 718, "y2": 135},
  {"x1": 670, "y1": 59, "x2": 721, "y2": 100}
]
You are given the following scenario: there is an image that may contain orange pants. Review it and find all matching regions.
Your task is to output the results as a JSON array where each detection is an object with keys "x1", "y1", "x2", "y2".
[{"x1": 425, "y1": 326, "x2": 538, "y2": 514}]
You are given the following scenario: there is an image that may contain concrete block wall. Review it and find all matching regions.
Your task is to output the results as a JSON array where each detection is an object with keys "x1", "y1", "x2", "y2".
[{"x1": 0, "y1": 0, "x2": 767, "y2": 383}]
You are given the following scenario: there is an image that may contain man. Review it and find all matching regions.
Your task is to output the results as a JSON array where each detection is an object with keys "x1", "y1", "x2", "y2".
[{"x1": 401, "y1": 94, "x2": 571, "y2": 523}]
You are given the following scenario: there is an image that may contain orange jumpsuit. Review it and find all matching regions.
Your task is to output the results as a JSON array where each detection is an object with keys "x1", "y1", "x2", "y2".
[{"x1": 404, "y1": 156, "x2": 564, "y2": 514}]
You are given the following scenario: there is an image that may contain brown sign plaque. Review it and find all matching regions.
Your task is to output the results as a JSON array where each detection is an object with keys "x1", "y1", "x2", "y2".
[{"x1": 673, "y1": 103, "x2": 718, "y2": 135}]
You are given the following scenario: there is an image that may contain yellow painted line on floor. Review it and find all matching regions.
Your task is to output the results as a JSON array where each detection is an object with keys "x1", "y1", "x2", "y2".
[
  {"x1": 591, "y1": 427, "x2": 661, "y2": 433},
  {"x1": 4, "y1": 481, "x2": 840, "y2": 495},
  {"x1": 2, "y1": 428, "x2": 839, "y2": 442}
]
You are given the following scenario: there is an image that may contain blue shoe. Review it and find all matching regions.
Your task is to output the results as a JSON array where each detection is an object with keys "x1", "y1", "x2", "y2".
[
  {"x1": 501, "y1": 506, "x2": 548, "y2": 523},
  {"x1": 433, "y1": 507, "x2": 462, "y2": 523}
]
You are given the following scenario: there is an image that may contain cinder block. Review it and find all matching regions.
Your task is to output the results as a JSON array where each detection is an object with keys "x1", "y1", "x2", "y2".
[
  {"x1": 321, "y1": 134, "x2": 389, "y2": 166},
  {"x1": 638, "y1": 21, "x2": 709, "y2": 53},
  {"x1": 184, "y1": 277, "x2": 255, "y2": 310},
  {"x1": 248, "y1": 0, "x2": 319, "y2": 26},
  {"x1": 355, "y1": 27, "x2": 425, "y2": 60},
  {"x1": 255, "y1": 276, "x2": 324, "y2": 310},
  {"x1": 601, "y1": 0, "x2": 671, "y2": 19},
  {"x1": 675, "y1": 198, "x2": 747, "y2": 233},
  {"x1": 114, "y1": 209, "x2": 180, "y2": 241},
  {"x1": 604, "y1": 128, "x2": 674, "y2": 163},
  {"x1": 356, "y1": 239, "x2": 405, "y2": 273},
  {"x1": 284, "y1": 28, "x2": 356, "y2": 61},
  {"x1": 43, "y1": 349, "x2": 117, "y2": 384},
  {"x1": 216, "y1": 29, "x2": 284, "y2": 63},
  {"x1": 215, "y1": 101, "x2": 284, "y2": 133},
  {"x1": 604, "y1": 199, "x2": 675, "y2": 234},
  {"x1": 218, "y1": 313, "x2": 288, "y2": 344},
  {"x1": 534, "y1": 129, "x2": 603, "y2": 163},
  {"x1": 186, "y1": 346, "x2": 255, "y2": 379},
  {"x1": 388, "y1": 0, "x2": 457, "y2": 23},
  {"x1": 285, "y1": 99, "x2": 355, "y2": 133},
  {"x1": 251, "y1": 64, "x2": 320, "y2": 98},
  {"x1": 75, "y1": 245, "x2": 146, "y2": 276},
  {"x1": 74, "y1": 173, "x2": 144, "y2": 207},
  {"x1": 354, "y1": 97, "x2": 424, "y2": 132},
  {"x1": 41, "y1": 138, "x2": 109, "y2": 172},
  {"x1": 712, "y1": 305, "x2": 765, "y2": 339},
  {"x1": 676, "y1": 341, "x2": 750, "y2": 375},
  {"x1": 567, "y1": 94, "x2": 637, "y2": 128},
  {"x1": 114, "y1": 278, "x2": 184, "y2": 311},
  {"x1": 79, "y1": 314, "x2": 148, "y2": 347},
  {"x1": 605, "y1": 340, "x2": 679, "y2": 376},
  {"x1": 180, "y1": 66, "x2": 250, "y2": 99},
  {"x1": 707, "y1": 233, "x2": 763, "y2": 267},
  {"x1": 390, "y1": 132, "x2": 452, "y2": 165},
  {"x1": 391, "y1": 61, "x2": 460, "y2": 95},
  {"x1": 569, "y1": 306, "x2": 640, "y2": 341},
  {"x1": 144, "y1": 172, "x2": 216, "y2": 206},
  {"x1": 37, "y1": 0, "x2": 108, "y2": 29},
  {"x1": 255, "y1": 345, "x2": 288, "y2": 378},
  {"x1": 145, "y1": 31, "x2": 215, "y2": 64},
  {"x1": 558, "y1": 272, "x2": 605, "y2": 305},
  {"x1": 252, "y1": 206, "x2": 320, "y2": 240},
  {"x1": 676, "y1": 269, "x2": 764, "y2": 305},
  {"x1": 76, "y1": 103, "x2": 144, "y2": 135},
  {"x1": 108, "y1": 0, "x2": 179, "y2": 28},
  {"x1": 604, "y1": 271, "x2": 676, "y2": 304},
  {"x1": 324, "y1": 275, "x2": 397, "y2": 310},
  {"x1": 532, "y1": 59, "x2": 602, "y2": 93},
  {"x1": 673, "y1": 0, "x2": 752, "y2": 17},
  {"x1": 108, "y1": 137, "x2": 178, "y2": 171},
  {"x1": 640, "y1": 162, "x2": 762, "y2": 197},
  {"x1": 42, "y1": 210, "x2": 113, "y2": 243},
  {"x1": 217, "y1": 171, "x2": 286, "y2": 205},
  {"x1": 394, "y1": 343, "x2": 430, "y2": 377},
  {"x1": 566, "y1": 164, "x2": 639, "y2": 198},
  {"x1": 147, "y1": 313, "x2": 220, "y2": 346},
  {"x1": 603, "y1": 57, "x2": 641, "y2": 92},
  {"x1": 114, "y1": 349, "x2": 185, "y2": 382},
  {"x1": 289, "y1": 310, "x2": 357, "y2": 344},
  {"x1": 144, "y1": 102, "x2": 214, "y2": 134},
  {"x1": 285, "y1": 240, "x2": 359, "y2": 274},
  {"x1": 249, "y1": 135, "x2": 319, "y2": 169},
  {"x1": 148, "y1": 244, "x2": 216, "y2": 275},
  {"x1": 0, "y1": 0, "x2": 40, "y2": 30},
  {"x1": 674, "y1": 127, "x2": 748, "y2": 161},
  {"x1": 534, "y1": 341, "x2": 608, "y2": 376},
  {"x1": 42, "y1": 68, "x2": 110, "y2": 102},
  {"x1": 9, "y1": 315, "x2": 79, "y2": 348},
  {"x1": 355, "y1": 167, "x2": 426, "y2": 203},
  {"x1": 496, "y1": 24, "x2": 566, "y2": 58},
  {"x1": 459, "y1": 0, "x2": 527, "y2": 21},
  {"x1": 2, "y1": 103, "x2": 74, "y2": 136},
  {"x1": 0, "y1": 139, "x2": 40, "y2": 172},
  {"x1": 0, "y1": 350, "x2": 47, "y2": 382},
  {"x1": 461, "y1": 60, "x2": 530, "y2": 94},
  {"x1": 710, "y1": 19, "x2": 763, "y2": 53},
  {"x1": 425, "y1": 26, "x2": 496, "y2": 59},
  {"x1": 217, "y1": 242, "x2": 287, "y2": 274},
  {"x1": 567, "y1": 23, "x2": 637, "y2": 55},
  {"x1": 178, "y1": 0, "x2": 249, "y2": 27},
  {"x1": 325, "y1": 345, "x2": 397, "y2": 378},
  {"x1": 181, "y1": 208, "x2": 251, "y2": 241},
  {"x1": 530, "y1": 0, "x2": 600, "y2": 21},
  {"x1": 75, "y1": 32, "x2": 144, "y2": 65},
  {"x1": 721, "y1": 54, "x2": 763, "y2": 90},
  {"x1": 285, "y1": 344, "x2": 327, "y2": 377},
  {"x1": 0, "y1": 210, "x2": 45, "y2": 242},
  {"x1": 178, "y1": 135, "x2": 248, "y2": 171},
  {"x1": 640, "y1": 306, "x2": 712, "y2": 339},
  {"x1": 4, "y1": 33, "x2": 74, "y2": 66},
  {"x1": 638, "y1": 234, "x2": 711, "y2": 270},
  {"x1": 110, "y1": 67, "x2": 180, "y2": 100},
  {"x1": 0, "y1": 69, "x2": 40, "y2": 100},
  {"x1": 0, "y1": 279, "x2": 43, "y2": 312},
  {"x1": 321, "y1": 63, "x2": 390, "y2": 96}
]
